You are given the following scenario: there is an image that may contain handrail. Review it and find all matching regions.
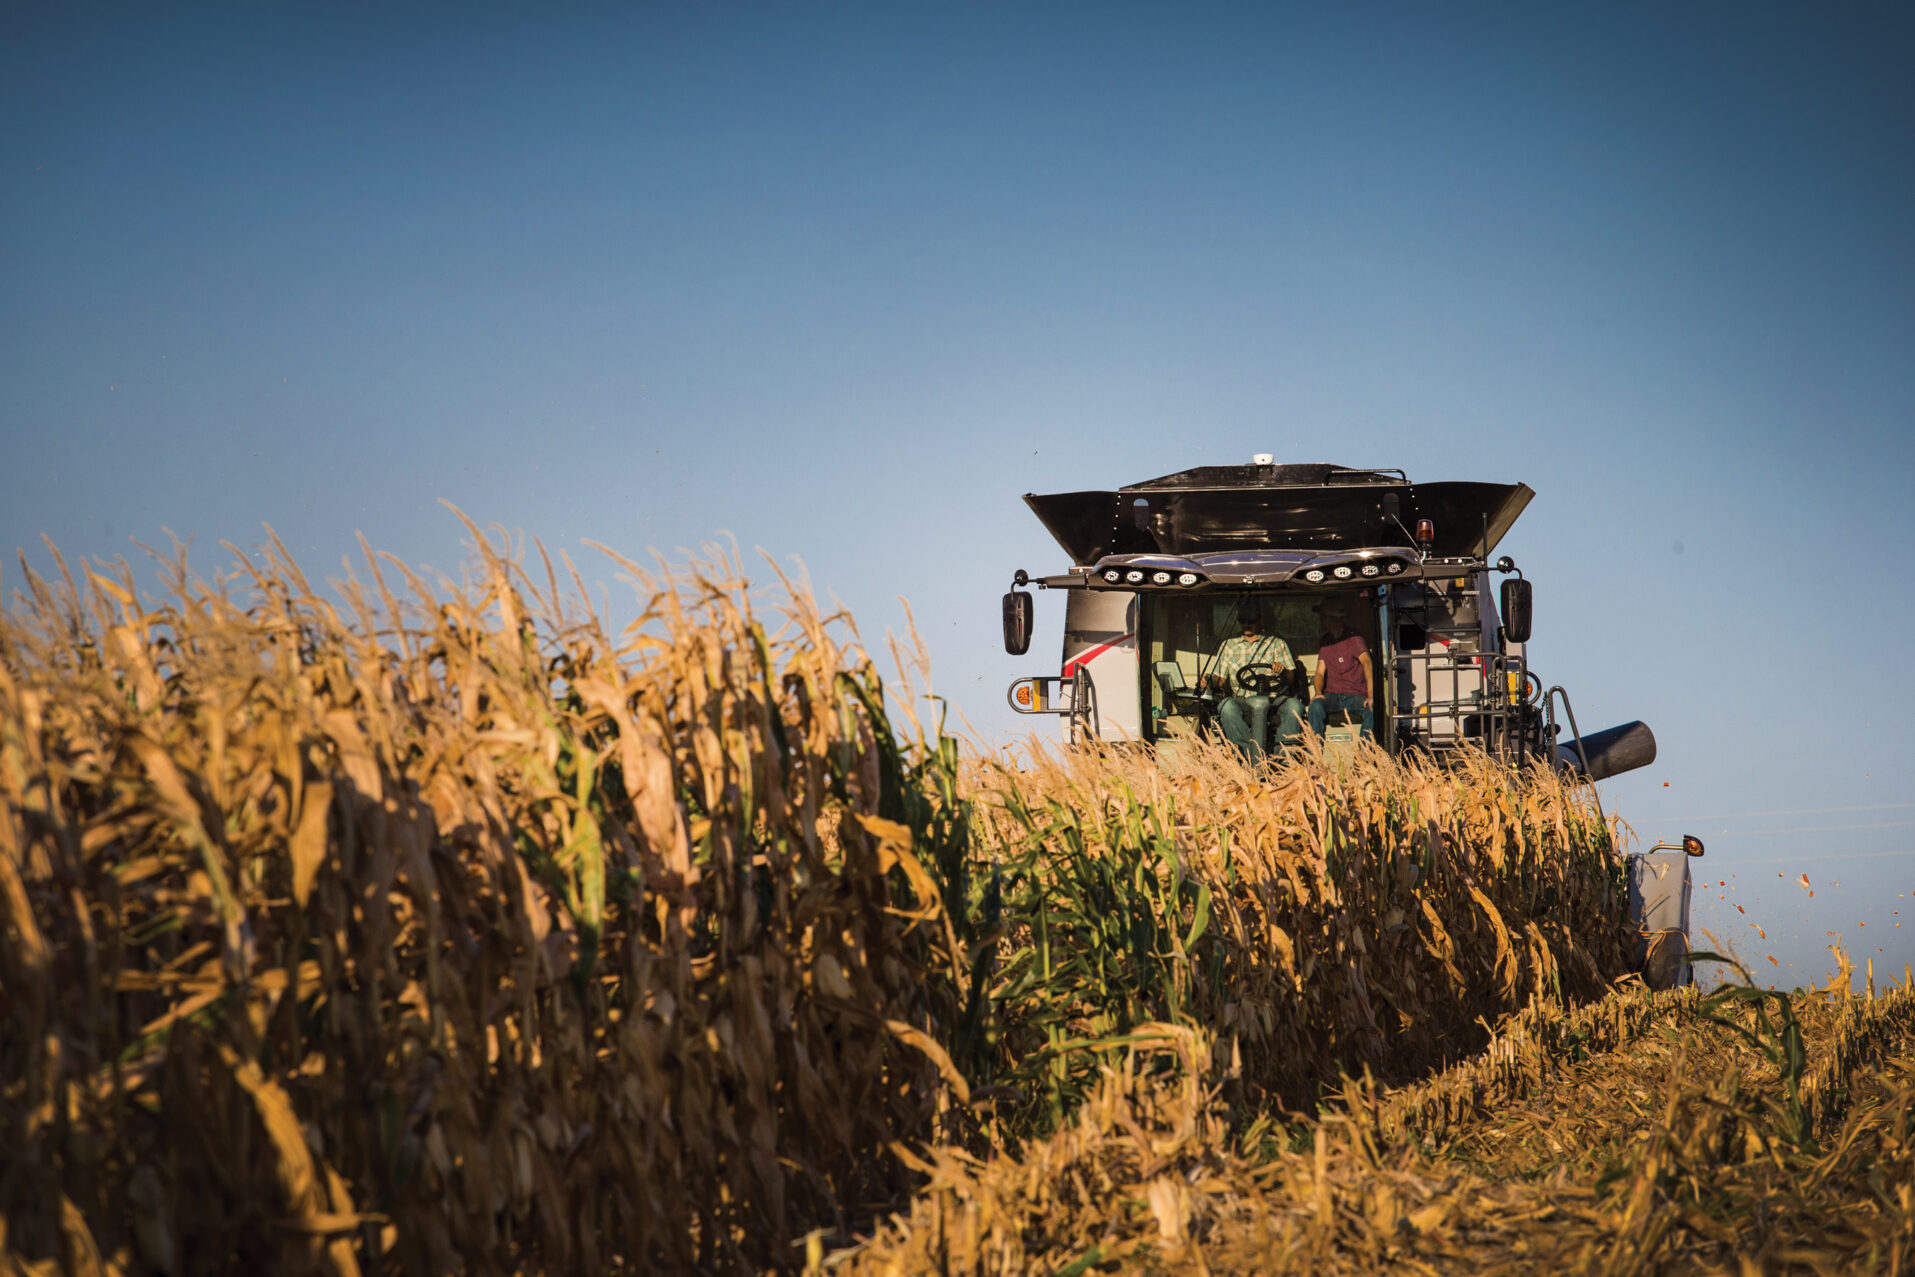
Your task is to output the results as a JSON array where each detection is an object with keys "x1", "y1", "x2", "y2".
[
  {"x1": 1543, "y1": 685, "x2": 1591, "y2": 776},
  {"x1": 1544, "y1": 684, "x2": 1605, "y2": 827},
  {"x1": 1388, "y1": 648, "x2": 1527, "y2": 762},
  {"x1": 1073, "y1": 669, "x2": 1099, "y2": 743},
  {"x1": 1005, "y1": 668, "x2": 1099, "y2": 742}
]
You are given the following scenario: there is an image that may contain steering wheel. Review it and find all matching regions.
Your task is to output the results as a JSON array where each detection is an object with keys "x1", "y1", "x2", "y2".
[{"x1": 1235, "y1": 663, "x2": 1284, "y2": 696}]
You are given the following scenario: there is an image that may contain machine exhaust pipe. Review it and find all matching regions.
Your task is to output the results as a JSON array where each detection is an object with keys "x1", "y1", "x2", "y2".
[{"x1": 1561, "y1": 719, "x2": 1657, "y2": 781}]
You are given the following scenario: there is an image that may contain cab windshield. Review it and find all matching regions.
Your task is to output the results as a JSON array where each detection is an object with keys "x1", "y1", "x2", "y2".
[{"x1": 1140, "y1": 589, "x2": 1382, "y2": 740}]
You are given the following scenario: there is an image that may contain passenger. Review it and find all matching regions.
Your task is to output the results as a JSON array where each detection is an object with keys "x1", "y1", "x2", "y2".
[
  {"x1": 1204, "y1": 606, "x2": 1304, "y2": 762},
  {"x1": 1308, "y1": 600, "x2": 1374, "y2": 739}
]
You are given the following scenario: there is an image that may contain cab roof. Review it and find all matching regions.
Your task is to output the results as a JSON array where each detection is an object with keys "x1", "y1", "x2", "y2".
[{"x1": 1025, "y1": 461, "x2": 1533, "y2": 564}]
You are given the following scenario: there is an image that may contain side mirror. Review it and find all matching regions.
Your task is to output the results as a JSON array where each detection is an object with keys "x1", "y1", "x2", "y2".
[
  {"x1": 1500, "y1": 578, "x2": 1533, "y2": 645},
  {"x1": 1003, "y1": 590, "x2": 1034, "y2": 655},
  {"x1": 1682, "y1": 835, "x2": 1704, "y2": 857},
  {"x1": 1397, "y1": 621, "x2": 1427, "y2": 652}
]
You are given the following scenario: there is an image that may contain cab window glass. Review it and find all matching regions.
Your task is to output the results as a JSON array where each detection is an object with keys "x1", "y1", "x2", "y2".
[{"x1": 1140, "y1": 590, "x2": 1380, "y2": 739}]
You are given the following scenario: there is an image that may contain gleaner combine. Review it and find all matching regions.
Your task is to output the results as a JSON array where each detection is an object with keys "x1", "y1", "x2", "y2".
[{"x1": 999, "y1": 456, "x2": 1701, "y2": 986}]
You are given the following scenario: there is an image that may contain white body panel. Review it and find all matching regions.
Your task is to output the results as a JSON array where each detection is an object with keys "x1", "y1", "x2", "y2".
[
  {"x1": 1626, "y1": 850, "x2": 1694, "y2": 987},
  {"x1": 1627, "y1": 852, "x2": 1692, "y2": 935},
  {"x1": 1062, "y1": 589, "x2": 1140, "y2": 741}
]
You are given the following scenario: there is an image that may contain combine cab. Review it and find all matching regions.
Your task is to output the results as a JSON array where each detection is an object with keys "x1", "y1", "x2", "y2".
[{"x1": 1000, "y1": 456, "x2": 1697, "y2": 985}]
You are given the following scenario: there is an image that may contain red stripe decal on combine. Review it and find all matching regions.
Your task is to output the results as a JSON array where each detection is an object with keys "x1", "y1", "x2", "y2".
[{"x1": 1063, "y1": 633, "x2": 1133, "y2": 678}]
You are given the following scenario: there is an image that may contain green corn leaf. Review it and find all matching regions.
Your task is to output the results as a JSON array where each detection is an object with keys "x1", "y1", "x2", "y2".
[{"x1": 1184, "y1": 882, "x2": 1211, "y2": 952}]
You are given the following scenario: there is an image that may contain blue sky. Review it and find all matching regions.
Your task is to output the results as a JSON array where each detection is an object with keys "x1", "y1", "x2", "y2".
[{"x1": 5, "y1": 3, "x2": 1912, "y2": 984}]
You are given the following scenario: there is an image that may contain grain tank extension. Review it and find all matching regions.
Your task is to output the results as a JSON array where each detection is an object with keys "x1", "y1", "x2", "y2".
[{"x1": 998, "y1": 457, "x2": 1701, "y2": 987}]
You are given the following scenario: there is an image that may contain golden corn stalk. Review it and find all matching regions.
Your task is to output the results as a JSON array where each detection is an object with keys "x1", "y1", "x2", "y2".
[
  {"x1": 948, "y1": 734, "x2": 1630, "y2": 1124},
  {"x1": 841, "y1": 976, "x2": 1915, "y2": 1274},
  {"x1": 4, "y1": 523, "x2": 1648, "y2": 1272},
  {"x1": 1, "y1": 527, "x2": 963, "y2": 1272}
]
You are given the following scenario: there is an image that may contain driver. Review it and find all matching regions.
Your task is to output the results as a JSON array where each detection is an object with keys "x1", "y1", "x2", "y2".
[{"x1": 1204, "y1": 604, "x2": 1304, "y2": 762}]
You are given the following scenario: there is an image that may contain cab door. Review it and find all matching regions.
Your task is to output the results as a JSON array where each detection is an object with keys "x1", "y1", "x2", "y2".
[{"x1": 1061, "y1": 589, "x2": 1141, "y2": 741}]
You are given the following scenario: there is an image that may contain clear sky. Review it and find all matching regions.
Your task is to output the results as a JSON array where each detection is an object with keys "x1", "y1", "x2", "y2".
[{"x1": 5, "y1": 3, "x2": 1912, "y2": 985}]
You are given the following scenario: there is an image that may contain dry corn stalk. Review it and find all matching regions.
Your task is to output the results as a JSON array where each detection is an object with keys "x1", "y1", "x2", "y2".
[
  {"x1": 942, "y1": 733, "x2": 1631, "y2": 1123},
  {"x1": 1, "y1": 528, "x2": 956, "y2": 1273},
  {"x1": 841, "y1": 979, "x2": 1915, "y2": 1275},
  {"x1": 2, "y1": 520, "x2": 1658, "y2": 1273}
]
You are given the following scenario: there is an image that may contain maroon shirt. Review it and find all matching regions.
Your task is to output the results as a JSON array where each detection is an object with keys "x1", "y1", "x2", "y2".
[{"x1": 1318, "y1": 632, "x2": 1369, "y2": 696}]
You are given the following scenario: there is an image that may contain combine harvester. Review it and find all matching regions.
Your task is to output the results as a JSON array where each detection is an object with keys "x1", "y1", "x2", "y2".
[{"x1": 999, "y1": 456, "x2": 1701, "y2": 988}]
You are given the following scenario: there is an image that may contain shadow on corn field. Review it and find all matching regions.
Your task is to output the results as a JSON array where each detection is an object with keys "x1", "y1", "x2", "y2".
[
  {"x1": 3, "y1": 520, "x2": 1632, "y2": 1274},
  {"x1": 838, "y1": 954, "x2": 1915, "y2": 1274}
]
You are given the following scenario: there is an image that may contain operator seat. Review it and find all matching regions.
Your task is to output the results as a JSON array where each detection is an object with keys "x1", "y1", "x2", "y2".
[{"x1": 1152, "y1": 661, "x2": 1217, "y2": 731}]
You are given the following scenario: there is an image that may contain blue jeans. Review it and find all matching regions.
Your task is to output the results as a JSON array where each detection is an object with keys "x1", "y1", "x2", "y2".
[
  {"x1": 1308, "y1": 693, "x2": 1373, "y2": 738},
  {"x1": 1219, "y1": 695, "x2": 1304, "y2": 761}
]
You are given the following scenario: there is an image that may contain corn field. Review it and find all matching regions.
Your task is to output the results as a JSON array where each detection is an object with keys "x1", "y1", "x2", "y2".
[
  {"x1": 843, "y1": 962, "x2": 1915, "y2": 1274},
  {"x1": 1, "y1": 528, "x2": 962, "y2": 1273},
  {"x1": 948, "y1": 738, "x2": 1627, "y2": 1127},
  {"x1": 4, "y1": 525, "x2": 1901, "y2": 1274}
]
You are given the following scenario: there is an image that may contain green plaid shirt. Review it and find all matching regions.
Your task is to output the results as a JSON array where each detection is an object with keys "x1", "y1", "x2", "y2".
[{"x1": 1212, "y1": 633, "x2": 1295, "y2": 691}]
